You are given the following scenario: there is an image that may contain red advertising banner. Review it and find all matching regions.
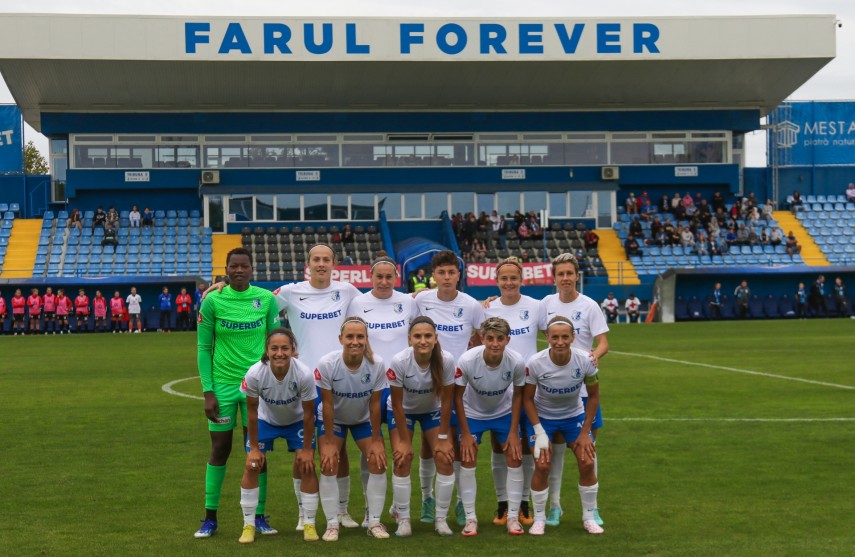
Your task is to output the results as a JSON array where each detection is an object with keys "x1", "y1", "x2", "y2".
[
  {"x1": 465, "y1": 262, "x2": 554, "y2": 286},
  {"x1": 303, "y1": 265, "x2": 402, "y2": 288}
]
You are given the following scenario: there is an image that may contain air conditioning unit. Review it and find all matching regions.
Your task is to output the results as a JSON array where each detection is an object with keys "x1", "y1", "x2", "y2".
[
  {"x1": 201, "y1": 170, "x2": 220, "y2": 185},
  {"x1": 601, "y1": 166, "x2": 620, "y2": 181}
]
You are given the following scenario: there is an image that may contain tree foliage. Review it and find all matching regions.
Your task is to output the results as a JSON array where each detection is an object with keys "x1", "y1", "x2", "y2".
[{"x1": 25, "y1": 140, "x2": 49, "y2": 174}]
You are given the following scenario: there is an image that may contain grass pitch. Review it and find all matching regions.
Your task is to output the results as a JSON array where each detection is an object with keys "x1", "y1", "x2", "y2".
[{"x1": 2, "y1": 319, "x2": 854, "y2": 556}]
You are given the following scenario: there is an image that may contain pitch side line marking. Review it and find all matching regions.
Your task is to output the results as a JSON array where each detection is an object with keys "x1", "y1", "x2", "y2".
[
  {"x1": 162, "y1": 376, "x2": 204, "y2": 400},
  {"x1": 610, "y1": 350, "x2": 855, "y2": 391},
  {"x1": 610, "y1": 417, "x2": 855, "y2": 423}
]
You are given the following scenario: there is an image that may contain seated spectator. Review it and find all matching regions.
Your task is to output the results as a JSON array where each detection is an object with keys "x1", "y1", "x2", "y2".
[
  {"x1": 747, "y1": 206, "x2": 760, "y2": 222},
  {"x1": 658, "y1": 194, "x2": 671, "y2": 214},
  {"x1": 695, "y1": 233, "x2": 709, "y2": 256},
  {"x1": 697, "y1": 199, "x2": 712, "y2": 224},
  {"x1": 470, "y1": 238, "x2": 487, "y2": 261},
  {"x1": 517, "y1": 221, "x2": 531, "y2": 239},
  {"x1": 494, "y1": 215, "x2": 508, "y2": 250},
  {"x1": 770, "y1": 227, "x2": 784, "y2": 246},
  {"x1": 601, "y1": 293, "x2": 619, "y2": 323},
  {"x1": 637, "y1": 191, "x2": 650, "y2": 212},
  {"x1": 527, "y1": 217, "x2": 543, "y2": 239},
  {"x1": 761, "y1": 200, "x2": 774, "y2": 221},
  {"x1": 709, "y1": 237, "x2": 722, "y2": 256},
  {"x1": 725, "y1": 227, "x2": 737, "y2": 248},
  {"x1": 735, "y1": 223, "x2": 749, "y2": 246},
  {"x1": 625, "y1": 193, "x2": 638, "y2": 215},
  {"x1": 68, "y1": 208, "x2": 83, "y2": 231},
  {"x1": 847, "y1": 183, "x2": 855, "y2": 202},
  {"x1": 584, "y1": 229, "x2": 599, "y2": 251},
  {"x1": 92, "y1": 206, "x2": 107, "y2": 231},
  {"x1": 708, "y1": 216, "x2": 720, "y2": 238},
  {"x1": 759, "y1": 228, "x2": 769, "y2": 245},
  {"x1": 785, "y1": 231, "x2": 801, "y2": 255},
  {"x1": 519, "y1": 250, "x2": 531, "y2": 263},
  {"x1": 341, "y1": 223, "x2": 355, "y2": 244},
  {"x1": 101, "y1": 224, "x2": 119, "y2": 253},
  {"x1": 628, "y1": 217, "x2": 642, "y2": 237},
  {"x1": 682, "y1": 192, "x2": 694, "y2": 210},
  {"x1": 671, "y1": 192, "x2": 681, "y2": 213},
  {"x1": 747, "y1": 226, "x2": 759, "y2": 246},
  {"x1": 625, "y1": 234, "x2": 642, "y2": 257},
  {"x1": 128, "y1": 205, "x2": 141, "y2": 228},
  {"x1": 790, "y1": 190, "x2": 804, "y2": 210},
  {"x1": 639, "y1": 198, "x2": 655, "y2": 221},
  {"x1": 679, "y1": 227, "x2": 695, "y2": 249},
  {"x1": 711, "y1": 191, "x2": 726, "y2": 213},
  {"x1": 141, "y1": 207, "x2": 154, "y2": 228},
  {"x1": 106, "y1": 206, "x2": 119, "y2": 228},
  {"x1": 341, "y1": 254, "x2": 354, "y2": 265}
]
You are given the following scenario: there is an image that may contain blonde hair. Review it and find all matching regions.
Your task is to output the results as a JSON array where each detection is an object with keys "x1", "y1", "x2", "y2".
[
  {"x1": 495, "y1": 256, "x2": 523, "y2": 277},
  {"x1": 551, "y1": 253, "x2": 579, "y2": 273},
  {"x1": 479, "y1": 316, "x2": 511, "y2": 337},
  {"x1": 339, "y1": 316, "x2": 375, "y2": 364}
]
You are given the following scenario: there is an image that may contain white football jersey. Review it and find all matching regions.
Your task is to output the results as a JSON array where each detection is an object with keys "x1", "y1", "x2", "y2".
[
  {"x1": 126, "y1": 294, "x2": 142, "y2": 314},
  {"x1": 274, "y1": 280, "x2": 361, "y2": 369},
  {"x1": 241, "y1": 359, "x2": 317, "y2": 427},
  {"x1": 538, "y1": 293, "x2": 608, "y2": 398},
  {"x1": 525, "y1": 347, "x2": 598, "y2": 420},
  {"x1": 538, "y1": 293, "x2": 609, "y2": 352},
  {"x1": 315, "y1": 351, "x2": 388, "y2": 425},
  {"x1": 347, "y1": 290, "x2": 417, "y2": 367},
  {"x1": 387, "y1": 347, "x2": 455, "y2": 414},
  {"x1": 415, "y1": 289, "x2": 485, "y2": 361},
  {"x1": 485, "y1": 295, "x2": 542, "y2": 361},
  {"x1": 455, "y1": 346, "x2": 526, "y2": 420}
]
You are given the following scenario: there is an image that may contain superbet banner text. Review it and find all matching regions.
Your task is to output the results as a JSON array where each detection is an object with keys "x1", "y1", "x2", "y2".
[
  {"x1": 304, "y1": 265, "x2": 402, "y2": 288},
  {"x1": 466, "y1": 262, "x2": 554, "y2": 286}
]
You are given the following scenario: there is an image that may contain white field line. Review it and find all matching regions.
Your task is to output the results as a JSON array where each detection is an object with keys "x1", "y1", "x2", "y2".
[
  {"x1": 610, "y1": 350, "x2": 855, "y2": 391},
  {"x1": 161, "y1": 376, "x2": 204, "y2": 400}
]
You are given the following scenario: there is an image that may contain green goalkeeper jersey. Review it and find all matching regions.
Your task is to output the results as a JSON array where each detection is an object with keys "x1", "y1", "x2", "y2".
[{"x1": 197, "y1": 285, "x2": 280, "y2": 391}]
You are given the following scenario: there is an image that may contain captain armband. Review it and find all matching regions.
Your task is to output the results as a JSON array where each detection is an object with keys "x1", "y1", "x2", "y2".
[{"x1": 583, "y1": 373, "x2": 599, "y2": 386}]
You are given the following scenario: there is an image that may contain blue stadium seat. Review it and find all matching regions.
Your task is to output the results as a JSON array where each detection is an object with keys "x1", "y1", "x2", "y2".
[
  {"x1": 0, "y1": 203, "x2": 7, "y2": 212},
  {"x1": 9, "y1": 203, "x2": 20, "y2": 214},
  {"x1": 190, "y1": 210, "x2": 201, "y2": 218},
  {"x1": 675, "y1": 297, "x2": 690, "y2": 320}
]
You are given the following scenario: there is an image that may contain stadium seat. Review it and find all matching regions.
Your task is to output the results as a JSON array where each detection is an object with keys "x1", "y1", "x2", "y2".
[
  {"x1": 763, "y1": 295, "x2": 780, "y2": 319},
  {"x1": 674, "y1": 296, "x2": 690, "y2": 321}
]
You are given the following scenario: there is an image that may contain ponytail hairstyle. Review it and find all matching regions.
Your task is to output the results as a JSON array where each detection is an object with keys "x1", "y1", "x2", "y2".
[
  {"x1": 339, "y1": 316, "x2": 375, "y2": 364},
  {"x1": 408, "y1": 315, "x2": 444, "y2": 396},
  {"x1": 261, "y1": 327, "x2": 298, "y2": 364}
]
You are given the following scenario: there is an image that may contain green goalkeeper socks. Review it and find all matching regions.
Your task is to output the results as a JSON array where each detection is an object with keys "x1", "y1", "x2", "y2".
[
  {"x1": 256, "y1": 471, "x2": 268, "y2": 515},
  {"x1": 205, "y1": 464, "x2": 227, "y2": 511}
]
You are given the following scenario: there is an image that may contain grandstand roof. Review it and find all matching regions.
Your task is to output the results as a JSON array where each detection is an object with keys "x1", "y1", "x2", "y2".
[{"x1": 0, "y1": 14, "x2": 837, "y2": 131}]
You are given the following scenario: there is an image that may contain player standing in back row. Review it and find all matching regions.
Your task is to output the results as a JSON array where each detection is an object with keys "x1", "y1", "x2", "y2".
[
  {"x1": 194, "y1": 247, "x2": 281, "y2": 539},
  {"x1": 538, "y1": 253, "x2": 609, "y2": 527}
]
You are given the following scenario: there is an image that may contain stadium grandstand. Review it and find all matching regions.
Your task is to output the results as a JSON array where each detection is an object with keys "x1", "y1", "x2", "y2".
[{"x1": 1, "y1": 13, "x2": 853, "y2": 324}]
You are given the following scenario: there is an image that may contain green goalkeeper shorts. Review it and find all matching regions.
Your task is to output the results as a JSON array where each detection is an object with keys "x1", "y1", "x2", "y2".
[{"x1": 207, "y1": 382, "x2": 247, "y2": 432}]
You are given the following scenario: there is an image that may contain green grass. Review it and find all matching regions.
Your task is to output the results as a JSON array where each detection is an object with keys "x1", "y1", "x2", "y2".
[{"x1": 2, "y1": 320, "x2": 854, "y2": 556}]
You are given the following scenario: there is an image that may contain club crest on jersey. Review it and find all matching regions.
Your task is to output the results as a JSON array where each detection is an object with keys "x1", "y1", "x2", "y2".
[
  {"x1": 361, "y1": 373, "x2": 371, "y2": 384},
  {"x1": 197, "y1": 312, "x2": 204, "y2": 323},
  {"x1": 331, "y1": 291, "x2": 341, "y2": 302},
  {"x1": 519, "y1": 310, "x2": 530, "y2": 321},
  {"x1": 289, "y1": 381, "x2": 298, "y2": 393},
  {"x1": 502, "y1": 370, "x2": 512, "y2": 382},
  {"x1": 253, "y1": 298, "x2": 261, "y2": 310},
  {"x1": 572, "y1": 311, "x2": 582, "y2": 320},
  {"x1": 572, "y1": 368, "x2": 583, "y2": 379},
  {"x1": 453, "y1": 307, "x2": 464, "y2": 318},
  {"x1": 393, "y1": 303, "x2": 403, "y2": 314}
]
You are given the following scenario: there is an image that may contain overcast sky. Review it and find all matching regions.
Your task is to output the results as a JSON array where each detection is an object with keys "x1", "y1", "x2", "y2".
[{"x1": 1, "y1": 0, "x2": 852, "y2": 167}]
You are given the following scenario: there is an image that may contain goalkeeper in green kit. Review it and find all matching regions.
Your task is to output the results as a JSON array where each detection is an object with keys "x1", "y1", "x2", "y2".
[{"x1": 194, "y1": 247, "x2": 281, "y2": 539}]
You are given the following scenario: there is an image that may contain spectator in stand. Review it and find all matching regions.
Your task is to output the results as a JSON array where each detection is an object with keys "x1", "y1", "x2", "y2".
[
  {"x1": 625, "y1": 234, "x2": 642, "y2": 258},
  {"x1": 517, "y1": 220, "x2": 531, "y2": 239},
  {"x1": 11, "y1": 289, "x2": 26, "y2": 335},
  {"x1": 770, "y1": 227, "x2": 784, "y2": 246},
  {"x1": 658, "y1": 194, "x2": 671, "y2": 214},
  {"x1": 601, "y1": 293, "x2": 619, "y2": 324},
  {"x1": 176, "y1": 287, "x2": 193, "y2": 331},
  {"x1": 93, "y1": 290, "x2": 108, "y2": 333},
  {"x1": 101, "y1": 224, "x2": 119, "y2": 253},
  {"x1": 811, "y1": 275, "x2": 829, "y2": 318},
  {"x1": 735, "y1": 223, "x2": 749, "y2": 246},
  {"x1": 129, "y1": 205, "x2": 142, "y2": 228},
  {"x1": 470, "y1": 238, "x2": 487, "y2": 262},
  {"x1": 795, "y1": 282, "x2": 808, "y2": 319},
  {"x1": 68, "y1": 208, "x2": 83, "y2": 231},
  {"x1": 141, "y1": 207, "x2": 154, "y2": 228},
  {"x1": 27, "y1": 288, "x2": 42, "y2": 335},
  {"x1": 734, "y1": 281, "x2": 750, "y2": 319},
  {"x1": 56, "y1": 289, "x2": 72, "y2": 334},
  {"x1": 0, "y1": 290, "x2": 6, "y2": 334},
  {"x1": 729, "y1": 202, "x2": 741, "y2": 221},
  {"x1": 628, "y1": 217, "x2": 642, "y2": 238},
  {"x1": 40, "y1": 287, "x2": 57, "y2": 335},
  {"x1": 709, "y1": 283, "x2": 723, "y2": 320},
  {"x1": 785, "y1": 232, "x2": 801, "y2": 256},
  {"x1": 625, "y1": 293, "x2": 642, "y2": 323},
  {"x1": 110, "y1": 291, "x2": 126, "y2": 333},
  {"x1": 639, "y1": 198, "x2": 656, "y2": 221},
  {"x1": 695, "y1": 232, "x2": 709, "y2": 257},
  {"x1": 625, "y1": 193, "x2": 637, "y2": 215},
  {"x1": 670, "y1": 192, "x2": 682, "y2": 214},
  {"x1": 711, "y1": 191, "x2": 726, "y2": 213},
  {"x1": 75, "y1": 289, "x2": 90, "y2": 332},
  {"x1": 846, "y1": 183, "x2": 855, "y2": 202},
  {"x1": 528, "y1": 216, "x2": 543, "y2": 240},
  {"x1": 92, "y1": 206, "x2": 107, "y2": 231},
  {"x1": 106, "y1": 206, "x2": 119, "y2": 229},
  {"x1": 697, "y1": 199, "x2": 712, "y2": 225},
  {"x1": 761, "y1": 200, "x2": 775, "y2": 221},
  {"x1": 158, "y1": 286, "x2": 173, "y2": 332},
  {"x1": 747, "y1": 226, "x2": 759, "y2": 247},
  {"x1": 747, "y1": 206, "x2": 760, "y2": 223},
  {"x1": 636, "y1": 191, "x2": 650, "y2": 212},
  {"x1": 341, "y1": 224, "x2": 355, "y2": 244},
  {"x1": 126, "y1": 287, "x2": 143, "y2": 333},
  {"x1": 520, "y1": 250, "x2": 531, "y2": 263},
  {"x1": 679, "y1": 227, "x2": 695, "y2": 250},
  {"x1": 650, "y1": 216, "x2": 663, "y2": 239},
  {"x1": 667, "y1": 224, "x2": 681, "y2": 246},
  {"x1": 681, "y1": 192, "x2": 694, "y2": 211},
  {"x1": 495, "y1": 215, "x2": 508, "y2": 250},
  {"x1": 790, "y1": 191, "x2": 803, "y2": 211},
  {"x1": 584, "y1": 229, "x2": 599, "y2": 252},
  {"x1": 833, "y1": 277, "x2": 849, "y2": 317}
]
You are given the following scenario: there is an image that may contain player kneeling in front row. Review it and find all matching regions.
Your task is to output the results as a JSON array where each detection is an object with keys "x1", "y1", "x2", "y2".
[
  {"x1": 455, "y1": 317, "x2": 527, "y2": 537},
  {"x1": 316, "y1": 317, "x2": 390, "y2": 541},
  {"x1": 524, "y1": 316, "x2": 604, "y2": 536},
  {"x1": 387, "y1": 316, "x2": 457, "y2": 537},
  {"x1": 239, "y1": 328, "x2": 320, "y2": 544}
]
